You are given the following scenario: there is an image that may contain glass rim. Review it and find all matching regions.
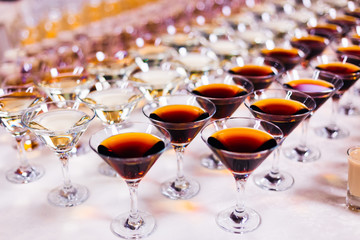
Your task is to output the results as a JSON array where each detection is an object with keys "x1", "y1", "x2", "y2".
[
  {"x1": 89, "y1": 121, "x2": 171, "y2": 161},
  {"x1": 200, "y1": 116, "x2": 283, "y2": 156}
]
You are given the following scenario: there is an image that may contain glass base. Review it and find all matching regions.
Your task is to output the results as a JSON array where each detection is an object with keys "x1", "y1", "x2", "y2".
[
  {"x1": 6, "y1": 165, "x2": 45, "y2": 184},
  {"x1": 48, "y1": 184, "x2": 89, "y2": 207},
  {"x1": 339, "y1": 104, "x2": 360, "y2": 116},
  {"x1": 111, "y1": 211, "x2": 156, "y2": 239},
  {"x1": 314, "y1": 125, "x2": 349, "y2": 139},
  {"x1": 216, "y1": 206, "x2": 261, "y2": 234},
  {"x1": 161, "y1": 177, "x2": 200, "y2": 200},
  {"x1": 253, "y1": 170, "x2": 294, "y2": 191},
  {"x1": 98, "y1": 162, "x2": 118, "y2": 177},
  {"x1": 346, "y1": 190, "x2": 360, "y2": 212},
  {"x1": 283, "y1": 144, "x2": 321, "y2": 163},
  {"x1": 201, "y1": 154, "x2": 225, "y2": 170}
]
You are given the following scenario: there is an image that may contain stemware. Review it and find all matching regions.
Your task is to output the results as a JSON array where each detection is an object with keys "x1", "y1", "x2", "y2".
[
  {"x1": 89, "y1": 122, "x2": 170, "y2": 239},
  {"x1": 143, "y1": 94, "x2": 216, "y2": 199},
  {"x1": 187, "y1": 74, "x2": 254, "y2": 169},
  {"x1": 281, "y1": 70, "x2": 343, "y2": 162},
  {"x1": 245, "y1": 89, "x2": 316, "y2": 191},
  {"x1": 0, "y1": 85, "x2": 46, "y2": 183},
  {"x1": 129, "y1": 44, "x2": 177, "y2": 66},
  {"x1": 22, "y1": 100, "x2": 95, "y2": 207},
  {"x1": 201, "y1": 117, "x2": 283, "y2": 233},
  {"x1": 79, "y1": 80, "x2": 143, "y2": 176},
  {"x1": 313, "y1": 55, "x2": 360, "y2": 139},
  {"x1": 228, "y1": 56, "x2": 285, "y2": 91},
  {"x1": 335, "y1": 43, "x2": 360, "y2": 115},
  {"x1": 128, "y1": 61, "x2": 187, "y2": 101},
  {"x1": 174, "y1": 47, "x2": 220, "y2": 83},
  {"x1": 86, "y1": 50, "x2": 135, "y2": 81}
]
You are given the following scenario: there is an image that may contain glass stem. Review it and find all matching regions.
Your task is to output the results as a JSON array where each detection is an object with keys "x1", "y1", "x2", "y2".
[
  {"x1": 298, "y1": 117, "x2": 310, "y2": 149},
  {"x1": 58, "y1": 151, "x2": 76, "y2": 198},
  {"x1": 269, "y1": 146, "x2": 281, "y2": 178},
  {"x1": 15, "y1": 136, "x2": 30, "y2": 170},
  {"x1": 125, "y1": 179, "x2": 143, "y2": 230},
  {"x1": 230, "y1": 174, "x2": 249, "y2": 223},
  {"x1": 173, "y1": 146, "x2": 188, "y2": 190},
  {"x1": 329, "y1": 94, "x2": 341, "y2": 128}
]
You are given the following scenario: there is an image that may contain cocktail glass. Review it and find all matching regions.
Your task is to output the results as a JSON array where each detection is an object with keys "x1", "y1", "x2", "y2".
[
  {"x1": 79, "y1": 80, "x2": 143, "y2": 177},
  {"x1": 22, "y1": 100, "x2": 95, "y2": 207},
  {"x1": 201, "y1": 117, "x2": 283, "y2": 233},
  {"x1": 281, "y1": 70, "x2": 343, "y2": 162},
  {"x1": 245, "y1": 89, "x2": 315, "y2": 191},
  {"x1": 89, "y1": 122, "x2": 171, "y2": 239},
  {"x1": 0, "y1": 85, "x2": 45, "y2": 183},
  {"x1": 188, "y1": 74, "x2": 254, "y2": 169},
  {"x1": 227, "y1": 56, "x2": 285, "y2": 91},
  {"x1": 128, "y1": 61, "x2": 187, "y2": 101},
  {"x1": 143, "y1": 94, "x2": 216, "y2": 199},
  {"x1": 313, "y1": 55, "x2": 360, "y2": 139}
]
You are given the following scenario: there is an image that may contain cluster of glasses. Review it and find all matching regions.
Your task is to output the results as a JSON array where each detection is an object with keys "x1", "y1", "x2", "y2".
[{"x1": 1, "y1": 0, "x2": 360, "y2": 239}]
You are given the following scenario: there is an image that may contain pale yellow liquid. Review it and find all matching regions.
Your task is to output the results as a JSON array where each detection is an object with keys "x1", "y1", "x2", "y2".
[{"x1": 348, "y1": 149, "x2": 360, "y2": 197}]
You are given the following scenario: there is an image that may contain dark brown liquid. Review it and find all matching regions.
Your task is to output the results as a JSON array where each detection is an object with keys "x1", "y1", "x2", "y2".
[
  {"x1": 290, "y1": 35, "x2": 327, "y2": 60},
  {"x1": 337, "y1": 46, "x2": 360, "y2": 66},
  {"x1": 345, "y1": 8, "x2": 360, "y2": 19},
  {"x1": 327, "y1": 15, "x2": 358, "y2": 34},
  {"x1": 261, "y1": 48, "x2": 303, "y2": 71},
  {"x1": 283, "y1": 79, "x2": 335, "y2": 111},
  {"x1": 307, "y1": 24, "x2": 342, "y2": 40},
  {"x1": 249, "y1": 98, "x2": 310, "y2": 136},
  {"x1": 192, "y1": 83, "x2": 247, "y2": 119},
  {"x1": 208, "y1": 127, "x2": 277, "y2": 174},
  {"x1": 350, "y1": 34, "x2": 360, "y2": 45},
  {"x1": 98, "y1": 132, "x2": 165, "y2": 179},
  {"x1": 316, "y1": 62, "x2": 360, "y2": 93},
  {"x1": 229, "y1": 65, "x2": 276, "y2": 90},
  {"x1": 149, "y1": 105, "x2": 209, "y2": 144}
]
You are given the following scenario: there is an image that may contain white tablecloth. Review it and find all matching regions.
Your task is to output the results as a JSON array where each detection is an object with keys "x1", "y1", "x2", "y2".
[{"x1": 0, "y1": 94, "x2": 359, "y2": 240}]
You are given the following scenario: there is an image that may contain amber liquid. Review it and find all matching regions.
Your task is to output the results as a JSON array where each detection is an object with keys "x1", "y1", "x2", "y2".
[
  {"x1": 98, "y1": 132, "x2": 165, "y2": 180},
  {"x1": 208, "y1": 127, "x2": 277, "y2": 174},
  {"x1": 283, "y1": 79, "x2": 335, "y2": 111},
  {"x1": 336, "y1": 46, "x2": 360, "y2": 66},
  {"x1": 327, "y1": 15, "x2": 358, "y2": 34},
  {"x1": 290, "y1": 35, "x2": 327, "y2": 61},
  {"x1": 307, "y1": 24, "x2": 342, "y2": 40},
  {"x1": 249, "y1": 98, "x2": 310, "y2": 136},
  {"x1": 350, "y1": 34, "x2": 360, "y2": 45},
  {"x1": 261, "y1": 48, "x2": 302, "y2": 71},
  {"x1": 192, "y1": 83, "x2": 247, "y2": 119},
  {"x1": 149, "y1": 105, "x2": 209, "y2": 144},
  {"x1": 229, "y1": 65, "x2": 275, "y2": 90},
  {"x1": 316, "y1": 62, "x2": 360, "y2": 93}
]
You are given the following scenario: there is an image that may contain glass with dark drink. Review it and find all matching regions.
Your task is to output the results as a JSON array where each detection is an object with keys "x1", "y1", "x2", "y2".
[
  {"x1": 89, "y1": 122, "x2": 171, "y2": 239},
  {"x1": 201, "y1": 117, "x2": 282, "y2": 234},
  {"x1": 143, "y1": 94, "x2": 215, "y2": 200},
  {"x1": 245, "y1": 89, "x2": 315, "y2": 191}
]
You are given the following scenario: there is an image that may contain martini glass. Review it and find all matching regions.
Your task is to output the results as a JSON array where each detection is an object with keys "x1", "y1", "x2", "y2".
[
  {"x1": 227, "y1": 56, "x2": 285, "y2": 91},
  {"x1": 143, "y1": 94, "x2": 216, "y2": 199},
  {"x1": 129, "y1": 44, "x2": 178, "y2": 66},
  {"x1": 245, "y1": 89, "x2": 316, "y2": 191},
  {"x1": 89, "y1": 122, "x2": 171, "y2": 239},
  {"x1": 0, "y1": 85, "x2": 45, "y2": 183},
  {"x1": 128, "y1": 61, "x2": 187, "y2": 101},
  {"x1": 22, "y1": 100, "x2": 95, "y2": 207},
  {"x1": 36, "y1": 66, "x2": 95, "y2": 102},
  {"x1": 174, "y1": 48, "x2": 220, "y2": 84},
  {"x1": 79, "y1": 80, "x2": 143, "y2": 177},
  {"x1": 201, "y1": 117, "x2": 283, "y2": 233},
  {"x1": 313, "y1": 55, "x2": 360, "y2": 139},
  {"x1": 188, "y1": 74, "x2": 254, "y2": 169},
  {"x1": 281, "y1": 70, "x2": 343, "y2": 162},
  {"x1": 335, "y1": 43, "x2": 360, "y2": 115},
  {"x1": 86, "y1": 50, "x2": 135, "y2": 81}
]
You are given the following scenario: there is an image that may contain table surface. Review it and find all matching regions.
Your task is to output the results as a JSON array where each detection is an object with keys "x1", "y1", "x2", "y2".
[{"x1": 0, "y1": 88, "x2": 359, "y2": 240}]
